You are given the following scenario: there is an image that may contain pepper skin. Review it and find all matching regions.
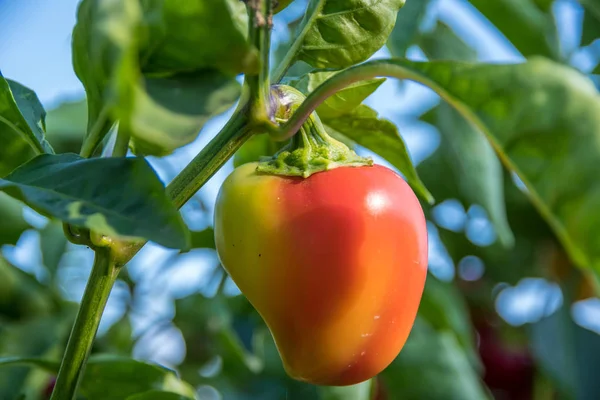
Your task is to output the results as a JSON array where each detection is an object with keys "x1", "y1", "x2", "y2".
[{"x1": 214, "y1": 162, "x2": 428, "y2": 386}]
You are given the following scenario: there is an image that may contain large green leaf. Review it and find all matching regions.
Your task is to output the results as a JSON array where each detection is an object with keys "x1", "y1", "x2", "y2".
[
  {"x1": 0, "y1": 193, "x2": 31, "y2": 246},
  {"x1": 333, "y1": 58, "x2": 600, "y2": 272},
  {"x1": 428, "y1": 104, "x2": 514, "y2": 247},
  {"x1": 0, "y1": 310, "x2": 73, "y2": 400},
  {"x1": 72, "y1": 0, "x2": 241, "y2": 156},
  {"x1": 189, "y1": 227, "x2": 216, "y2": 249},
  {"x1": 79, "y1": 355, "x2": 197, "y2": 400},
  {"x1": 387, "y1": 0, "x2": 431, "y2": 57},
  {"x1": 125, "y1": 72, "x2": 241, "y2": 156},
  {"x1": 324, "y1": 104, "x2": 433, "y2": 203},
  {"x1": 379, "y1": 318, "x2": 488, "y2": 399},
  {"x1": 0, "y1": 153, "x2": 190, "y2": 249},
  {"x1": 529, "y1": 300, "x2": 600, "y2": 398},
  {"x1": 418, "y1": 21, "x2": 477, "y2": 61},
  {"x1": 289, "y1": 0, "x2": 406, "y2": 69},
  {"x1": 418, "y1": 275, "x2": 481, "y2": 369},
  {"x1": 581, "y1": 9, "x2": 600, "y2": 47},
  {"x1": 45, "y1": 99, "x2": 87, "y2": 154},
  {"x1": 284, "y1": 70, "x2": 385, "y2": 118},
  {"x1": 0, "y1": 75, "x2": 52, "y2": 177},
  {"x1": 468, "y1": 0, "x2": 559, "y2": 59},
  {"x1": 39, "y1": 220, "x2": 69, "y2": 276},
  {"x1": 0, "y1": 256, "x2": 58, "y2": 320},
  {"x1": 174, "y1": 293, "x2": 262, "y2": 379},
  {"x1": 72, "y1": 0, "x2": 137, "y2": 149},
  {"x1": 139, "y1": 0, "x2": 256, "y2": 75}
]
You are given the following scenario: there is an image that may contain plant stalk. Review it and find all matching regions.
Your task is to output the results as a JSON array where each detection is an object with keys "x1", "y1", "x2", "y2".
[
  {"x1": 112, "y1": 125, "x2": 131, "y2": 158},
  {"x1": 245, "y1": 0, "x2": 274, "y2": 127},
  {"x1": 80, "y1": 107, "x2": 112, "y2": 158},
  {"x1": 50, "y1": 247, "x2": 120, "y2": 400}
]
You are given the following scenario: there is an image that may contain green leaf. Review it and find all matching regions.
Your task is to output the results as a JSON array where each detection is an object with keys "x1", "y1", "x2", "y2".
[
  {"x1": 418, "y1": 275, "x2": 481, "y2": 369},
  {"x1": 174, "y1": 293, "x2": 262, "y2": 377},
  {"x1": 529, "y1": 300, "x2": 600, "y2": 399},
  {"x1": 0, "y1": 193, "x2": 31, "y2": 246},
  {"x1": 0, "y1": 74, "x2": 52, "y2": 177},
  {"x1": 72, "y1": 0, "x2": 241, "y2": 156},
  {"x1": 95, "y1": 314, "x2": 134, "y2": 355},
  {"x1": 139, "y1": 0, "x2": 257, "y2": 75},
  {"x1": 291, "y1": 0, "x2": 406, "y2": 69},
  {"x1": 189, "y1": 227, "x2": 216, "y2": 249},
  {"x1": 39, "y1": 220, "x2": 68, "y2": 276},
  {"x1": 379, "y1": 318, "x2": 488, "y2": 399},
  {"x1": 0, "y1": 357, "x2": 60, "y2": 373},
  {"x1": 126, "y1": 391, "x2": 195, "y2": 400},
  {"x1": 45, "y1": 99, "x2": 87, "y2": 154},
  {"x1": 0, "y1": 153, "x2": 190, "y2": 249},
  {"x1": 362, "y1": 58, "x2": 600, "y2": 272},
  {"x1": 387, "y1": 0, "x2": 431, "y2": 57},
  {"x1": 0, "y1": 256, "x2": 58, "y2": 320},
  {"x1": 318, "y1": 379, "x2": 373, "y2": 400},
  {"x1": 430, "y1": 104, "x2": 514, "y2": 247},
  {"x1": 284, "y1": 70, "x2": 385, "y2": 118},
  {"x1": 0, "y1": 310, "x2": 74, "y2": 400},
  {"x1": 125, "y1": 72, "x2": 241, "y2": 156},
  {"x1": 581, "y1": 10, "x2": 600, "y2": 47},
  {"x1": 324, "y1": 104, "x2": 433, "y2": 203},
  {"x1": 72, "y1": 0, "x2": 138, "y2": 147},
  {"x1": 79, "y1": 355, "x2": 197, "y2": 400},
  {"x1": 418, "y1": 21, "x2": 477, "y2": 61},
  {"x1": 468, "y1": 0, "x2": 559, "y2": 59},
  {"x1": 533, "y1": 0, "x2": 554, "y2": 12}
]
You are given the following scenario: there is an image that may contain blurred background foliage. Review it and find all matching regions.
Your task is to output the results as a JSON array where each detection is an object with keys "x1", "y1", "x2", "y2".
[{"x1": 1, "y1": 0, "x2": 600, "y2": 399}]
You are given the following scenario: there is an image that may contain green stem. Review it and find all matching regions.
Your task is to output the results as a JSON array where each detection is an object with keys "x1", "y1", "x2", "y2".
[
  {"x1": 80, "y1": 107, "x2": 112, "y2": 158},
  {"x1": 271, "y1": 1, "x2": 326, "y2": 83},
  {"x1": 166, "y1": 112, "x2": 252, "y2": 210},
  {"x1": 270, "y1": 60, "x2": 438, "y2": 141},
  {"x1": 245, "y1": 0, "x2": 274, "y2": 125},
  {"x1": 112, "y1": 125, "x2": 130, "y2": 157},
  {"x1": 0, "y1": 115, "x2": 45, "y2": 154},
  {"x1": 50, "y1": 247, "x2": 119, "y2": 400}
]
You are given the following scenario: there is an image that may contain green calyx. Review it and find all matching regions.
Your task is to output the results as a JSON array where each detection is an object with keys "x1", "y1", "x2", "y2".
[{"x1": 257, "y1": 85, "x2": 372, "y2": 178}]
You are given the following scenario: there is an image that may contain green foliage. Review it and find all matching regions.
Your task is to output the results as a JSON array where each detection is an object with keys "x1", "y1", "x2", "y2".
[
  {"x1": 418, "y1": 21, "x2": 478, "y2": 61},
  {"x1": 79, "y1": 355, "x2": 197, "y2": 400},
  {"x1": 468, "y1": 0, "x2": 560, "y2": 59},
  {"x1": 0, "y1": 74, "x2": 52, "y2": 177},
  {"x1": 365, "y1": 58, "x2": 600, "y2": 273},
  {"x1": 0, "y1": 154, "x2": 190, "y2": 249},
  {"x1": 387, "y1": 0, "x2": 430, "y2": 57},
  {"x1": 425, "y1": 104, "x2": 513, "y2": 247},
  {"x1": 44, "y1": 99, "x2": 87, "y2": 154},
  {"x1": 380, "y1": 318, "x2": 489, "y2": 399},
  {"x1": 530, "y1": 299, "x2": 600, "y2": 398},
  {"x1": 0, "y1": 194, "x2": 31, "y2": 246},
  {"x1": 1, "y1": 0, "x2": 600, "y2": 398},
  {"x1": 284, "y1": 0, "x2": 406, "y2": 70},
  {"x1": 139, "y1": 0, "x2": 257, "y2": 75},
  {"x1": 72, "y1": 0, "x2": 242, "y2": 156}
]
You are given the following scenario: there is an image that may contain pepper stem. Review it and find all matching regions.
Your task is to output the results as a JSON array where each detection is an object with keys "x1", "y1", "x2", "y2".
[{"x1": 257, "y1": 85, "x2": 372, "y2": 178}]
